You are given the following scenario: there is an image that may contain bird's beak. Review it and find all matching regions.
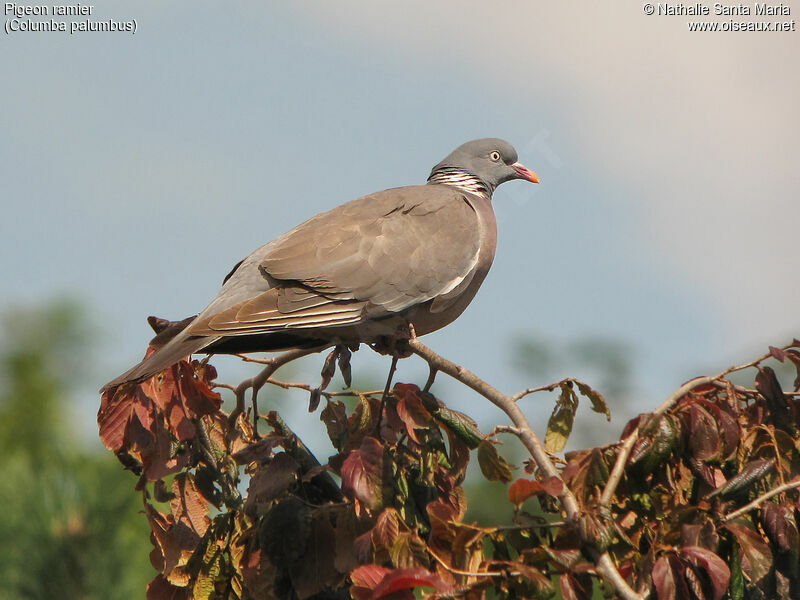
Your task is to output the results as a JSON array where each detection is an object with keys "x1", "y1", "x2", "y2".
[{"x1": 511, "y1": 162, "x2": 539, "y2": 184}]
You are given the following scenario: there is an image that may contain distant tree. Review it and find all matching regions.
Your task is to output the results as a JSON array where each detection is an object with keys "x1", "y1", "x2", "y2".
[
  {"x1": 0, "y1": 301, "x2": 153, "y2": 599},
  {"x1": 99, "y1": 320, "x2": 800, "y2": 599}
]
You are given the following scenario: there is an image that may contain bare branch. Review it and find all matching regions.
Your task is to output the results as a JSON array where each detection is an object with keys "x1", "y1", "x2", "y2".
[
  {"x1": 721, "y1": 477, "x2": 800, "y2": 522},
  {"x1": 227, "y1": 347, "x2": 328, "y2": 431}
]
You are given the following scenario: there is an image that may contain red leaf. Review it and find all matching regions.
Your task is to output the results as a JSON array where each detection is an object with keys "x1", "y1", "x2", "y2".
[
  {"x1": 680, "y1": 546, "x2": 730, "y2": 600},
  {"x1": 652, "y1": 555, "x2": 685, "y2": 600},
  {"x1": 98, "y1": 387, "x2": 136, "y2": 451},
  {"x1": 372, "y1": 508, "x2": 401, "y2": 550},
  {"x1": 178, "y1": 361, "x2": 221, "y2": 416},
  {"x1": 341, "y1": 436, "x2": 385, "y2": 510},
  {"x1": 508, "y1": 478, "x2": 545, "y2": 505},
  {"x1": 394, "y1": 385, "x2": 433, "y2": 443},
  {"x1": 170, "y1": 473, "x2": 209, "y2": 536},
  {"x1": 370, "y1": 567, "x2": 447, "y2": 599}
]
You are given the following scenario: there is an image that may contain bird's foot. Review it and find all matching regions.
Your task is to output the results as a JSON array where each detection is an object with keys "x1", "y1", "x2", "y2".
[{"x1": 370, "y1": 322, "x2": 416, "y2": 358}]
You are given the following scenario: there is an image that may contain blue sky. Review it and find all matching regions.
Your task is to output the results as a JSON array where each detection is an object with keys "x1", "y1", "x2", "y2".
[{"x1": 2, "y1": 2, "x2": 798, "y2": 450}]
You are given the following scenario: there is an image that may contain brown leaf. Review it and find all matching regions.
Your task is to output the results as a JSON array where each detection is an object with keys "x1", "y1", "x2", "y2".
[
  {"x1": 333, "y1": 507, "x2": 360, "y2": 574},
  {"x1": 341, "y1": 436, "x2": 385, "y2": 509},
  {"x1": 146, "y1": 574, "x2": 190, "y2": 600},
  {"x1": 574, "y1": 379, "x2": 611, "y2": 421},
  {"x1": 321, "y1": 400, "x2": 349, "y2": 449},
  {"x1": 477, "y1": 441, "x2": 513, "y2": 483},
  {"x1": 337, "y1": 346, "x2": 352, "y2": 388},
  {"x1": 725, "y1": 519, "x2": 773, "y2": 583},
  {"x1": 290, "y1": 513, "x2": 340, "y2": 600},
  {"x1": 756, "y1": 366, "x2": 794, "y2": 432},
  {"x1": 259, "y1": 496, "x2": 312, "y2": 569},
  {"x1": 308, "y1": 388, "x2": 321, "y2": 413},
  {"x1": 320, "y1": 348, "x2": 337, "y2": 391},
  {"x1": 170, "y1": 472, "x2": 210, "y2": 536},
  {"x1": 760, "y1": 502, "x2": 800, "y2": 552},
  {"x1": 688, "y1": 403, "x2": 721, "y2": 462},
  {"x1": 245, "y1": 452, "x2": 300, "y2": 515}
]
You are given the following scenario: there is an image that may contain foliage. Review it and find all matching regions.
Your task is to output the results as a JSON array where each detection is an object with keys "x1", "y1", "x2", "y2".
[
  {"x1": 98, "y1": 339, "x2": 800, "y2": 599},
  {"x1": 0, "y1": 301, "x2": 154, "y2": 599}
]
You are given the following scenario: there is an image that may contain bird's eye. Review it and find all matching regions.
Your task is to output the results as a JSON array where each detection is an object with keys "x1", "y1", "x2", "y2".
[{"x1": 489, "y1": 151, "x2": 501, "y2": 161}]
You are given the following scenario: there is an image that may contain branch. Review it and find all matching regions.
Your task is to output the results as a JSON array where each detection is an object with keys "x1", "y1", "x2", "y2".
[
  {"x1": 721, "y1": 477, "x2": 800, "y2": 522},
  {"x1": 406, "y1": 338, "x2": 643, "y2": 600},
  {"x1": 599, "y1": 343, "x2": 794, "y2": 506},
  {"x1": 227, "y1": 347, "x2": 328, "y2": 430}
]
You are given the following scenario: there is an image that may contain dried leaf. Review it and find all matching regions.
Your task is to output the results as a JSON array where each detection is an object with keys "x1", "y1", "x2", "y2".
[
  {"x1": 477, "y1": 441, "x2": 513, "y2": 483},
  {"x1": 308, "y1": 388, "x2": 321, "y2": 413},
  {"x1": 574, "y1": 379, "x2": 611, "y2": 421},
  {"x1": 321, "y1": 400, "x2": 348, "y2": 449},
  {"x1": 320, "y1": 348, "x2": 337, "y2": 391},
  {"x1": 545, "y1": 382, "x2": 579, "y2": 452},
  {"x1": 337, "y1": 346, "x2": 352, "y2": 388}
]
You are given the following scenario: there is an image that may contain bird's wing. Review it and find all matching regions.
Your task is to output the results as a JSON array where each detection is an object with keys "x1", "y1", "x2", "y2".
[{"x1": 188, "y1": 185, "x2": 482, "y2": 336}]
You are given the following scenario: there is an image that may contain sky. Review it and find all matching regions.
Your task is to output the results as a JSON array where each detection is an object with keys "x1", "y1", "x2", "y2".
[{"x1": 2, "y1": 2, "x2": 798, "y2": 451}]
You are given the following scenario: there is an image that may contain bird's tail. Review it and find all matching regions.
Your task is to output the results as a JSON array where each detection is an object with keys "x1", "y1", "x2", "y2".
[{"x1": 100, "y1": 332, "x2": 216, "y2": 393}]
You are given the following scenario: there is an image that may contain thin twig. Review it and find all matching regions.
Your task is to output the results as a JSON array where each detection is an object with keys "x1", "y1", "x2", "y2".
[
  {"x1": 228, "y1": 347, "x2": 328, "y2": 431},
  {"x1": 722, "y1": 477, "x2": 800, "y2": 522},
  {"x1": 427, "y1": 546, "x2": 502, "y2": 578},
  {"x1": 511, "y1": 380, "x2": 565, "y2": 402},
  {"x1": 406, "y1": 338, "x2": 643, "y2": 600}
]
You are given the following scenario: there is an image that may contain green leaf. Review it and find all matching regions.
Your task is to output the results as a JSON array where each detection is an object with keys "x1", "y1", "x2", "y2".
[
  {"x1": 433, "y1": 407, "x2": 484, "y2": 449},
  {"x1": 729, "y1": 541, "x2": 744, "y2": 600}
]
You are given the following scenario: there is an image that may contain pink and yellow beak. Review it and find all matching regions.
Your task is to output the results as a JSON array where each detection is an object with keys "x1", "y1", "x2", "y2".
[{"x1": 511, "y1": 162, "x2": 539, "y2": 184}]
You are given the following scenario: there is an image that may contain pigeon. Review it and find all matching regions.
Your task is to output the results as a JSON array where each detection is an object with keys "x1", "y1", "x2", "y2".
[{"x1": 101, "y1": 138, "x2": 538, "y2": 391}]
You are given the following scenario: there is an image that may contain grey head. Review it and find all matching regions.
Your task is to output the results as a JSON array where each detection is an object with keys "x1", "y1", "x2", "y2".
[{"x1": 427, "y1": 138, "x2": 539, "y2": 196}]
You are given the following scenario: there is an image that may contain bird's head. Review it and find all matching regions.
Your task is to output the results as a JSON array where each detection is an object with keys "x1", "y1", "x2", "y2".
[{"x1": 428, "y1": 138, "x2": 539, "y2": 194}]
